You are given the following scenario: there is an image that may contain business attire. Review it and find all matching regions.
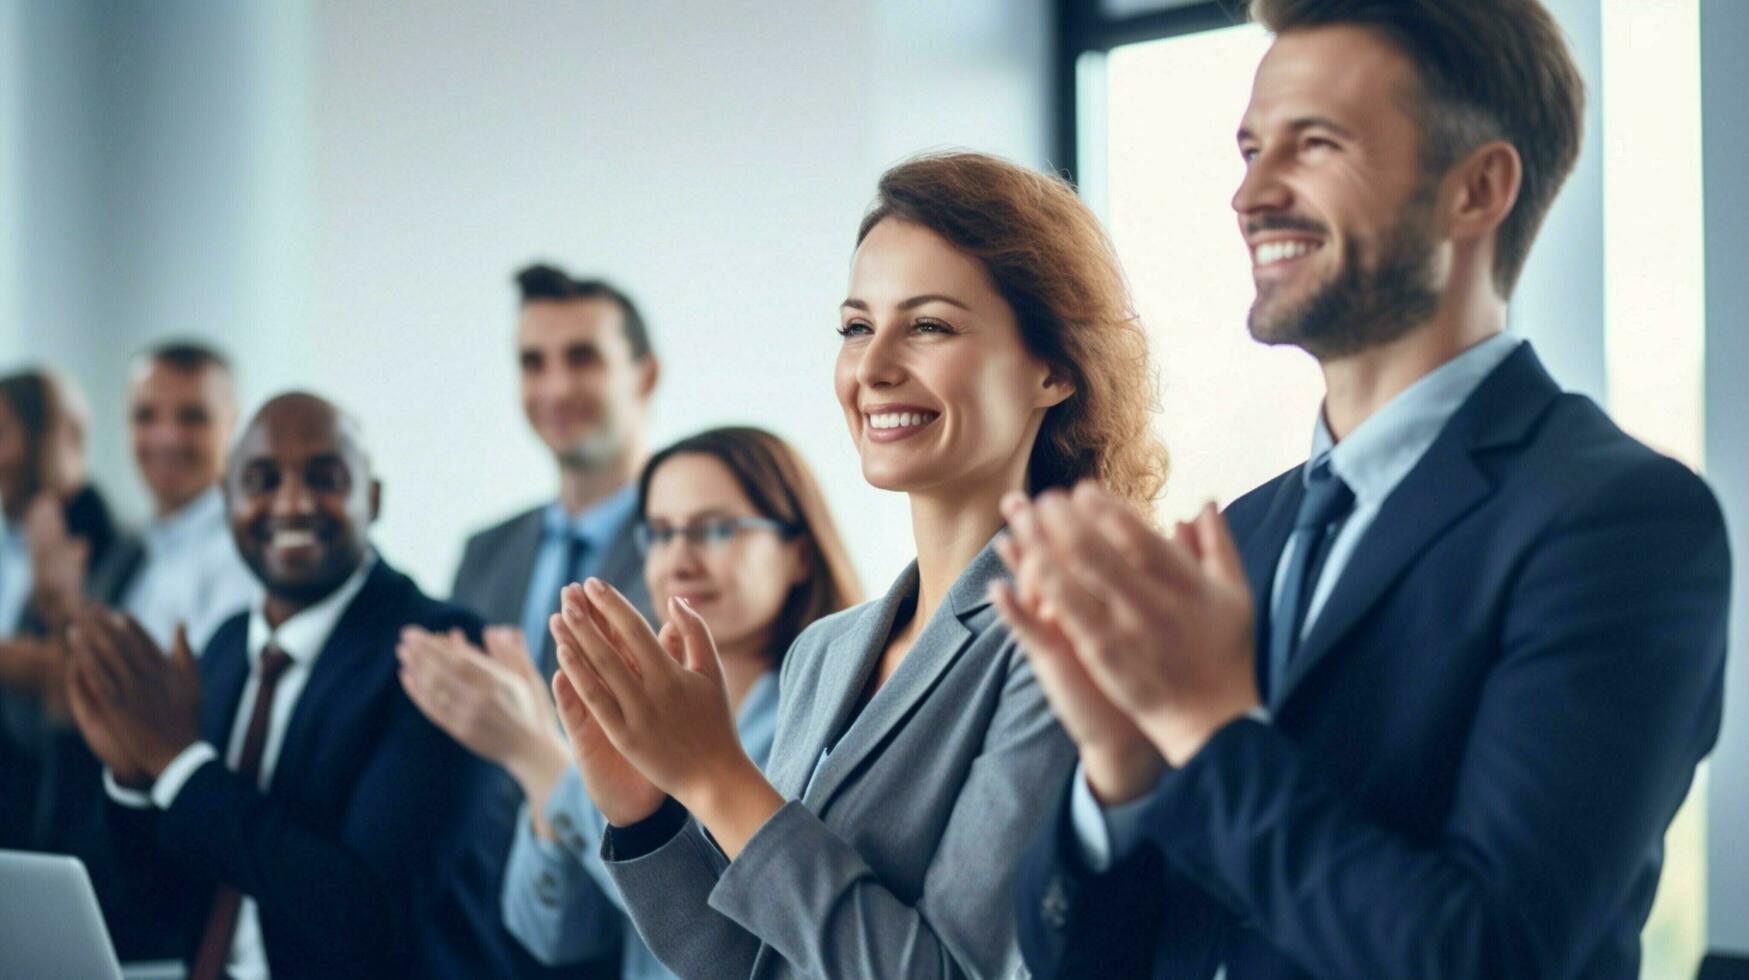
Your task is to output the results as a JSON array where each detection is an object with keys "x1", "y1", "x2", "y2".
[
  {"x1": 1016, "y1": 337, "x2": 1733, "y2": 979},
  {"x1": 602, "y1": 539, "x2": 1076, "y2": 979},
  {"x1": 451, "y1": 486, "x2": 651, "y2": 978},
  {"x1": 451, "y1": 487, "x2": 652, "y2": 663},
  {"x1": 35, "y1": 489, "x2": 252, "y2": 937},
  {"x1": 504, "y1": 670, "x2": 780, "y2": 979},
  {"x1": 86, "y1": 486, "x2": 255, "y2": 653},
  {"x1": 0, "y1": 482, "x2": 123, "y2": 639},
  {"x1": 0, "y1": 523, "x2": 30, "y2": 639},
  {"x1": 0, "y1": 483, "x2": 124, "y2": 850},
  {"x1": 102, "y1": 556, "x2": 525, "y2": 977}
]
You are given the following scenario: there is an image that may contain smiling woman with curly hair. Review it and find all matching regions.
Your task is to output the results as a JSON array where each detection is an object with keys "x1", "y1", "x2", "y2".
[{"x1": 544, "y1": 151, "x2": 1166, "y2": 980}]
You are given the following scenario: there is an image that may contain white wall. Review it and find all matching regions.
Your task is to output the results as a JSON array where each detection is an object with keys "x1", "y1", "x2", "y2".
[
  {"x1": 305, "y1": 0, "x2": 1051, "y2": 594},
  {"x1": 1, "y1": 0, "x2": 311, "y2": 527},
  {"x1": 0, "y1": 0, "x2": 19, "y2": 358},
  {"x1": 0, "y1": 0, "x2": 1054, "y2": 596}
]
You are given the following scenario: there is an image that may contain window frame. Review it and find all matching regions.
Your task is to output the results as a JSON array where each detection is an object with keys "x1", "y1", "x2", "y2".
[{"x1": 1053, "y1": 0, "x2": 1249, "y2": 182}]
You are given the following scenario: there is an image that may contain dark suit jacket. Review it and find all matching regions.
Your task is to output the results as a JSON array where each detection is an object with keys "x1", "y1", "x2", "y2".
[
  {"x1": 0, "y1": 483, "x2": 127, "y2": 851},
  {"x1": 85, "y1": 533, "x2": 147, "y2": 609},
  {"x1": 450, "y1": 503, "x2": 650, "y2": 980},
  {"x1": 1016, "y1": 344, "x2": 1732, "y2": 979},
  {"x1": 107, "y1": 559, "x2": 526, "y2": 978},
  {"x1": 25, "y1": 529, "x2": 146, "y2": 937},
  {"x1": 451, "y1": 501, "x2": 651, "y2": 637}
]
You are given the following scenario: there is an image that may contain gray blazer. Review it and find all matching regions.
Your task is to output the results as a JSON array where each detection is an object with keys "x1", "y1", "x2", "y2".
[
  {"x1": 450, "y1": 502, "x2": 652, "y2": 651},
  {"x1": 604, "y1": 539, "x2": 1076, "y2": 979}
]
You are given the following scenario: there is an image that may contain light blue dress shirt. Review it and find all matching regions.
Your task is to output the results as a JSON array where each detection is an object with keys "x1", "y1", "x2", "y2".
[
  {"x1": 1074, "y1": 332, "x2": 1525, "y2": 872},
  {"x1": 120, "y1": 486, "x2": 256, "y2": 652},
  {"x1": 0, "y1": 524, "x2": 32, "y2": 638},
  {"x1": 518, "y1": 486, "x2": 639, "y2": 657},
  {"x1": 503, "y1": 670, "x2": 780, "y2": 979}
]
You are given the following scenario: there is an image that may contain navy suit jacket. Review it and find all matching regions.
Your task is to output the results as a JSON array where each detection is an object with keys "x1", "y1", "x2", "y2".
[
  {"x1": 1016, "y1": 344, "x2": 1732, "y2": 979},
  {"x1": 108, "y1": 559, "x2": 526, "y2": 978}
]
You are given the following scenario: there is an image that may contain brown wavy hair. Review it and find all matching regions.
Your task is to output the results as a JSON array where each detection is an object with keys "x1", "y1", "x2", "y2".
[
  {"x1": 637, "y1": 426, "x2": 862, "y2": 665},
  {"x1": 857, "y1": 152, "x2": 1167, "y2": 510}
]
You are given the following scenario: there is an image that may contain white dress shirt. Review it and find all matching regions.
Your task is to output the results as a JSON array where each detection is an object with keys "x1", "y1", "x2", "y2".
[
  {"x1": 0, "y1": 524, "x2": 32, "y2": 638},
  {"x1": 120, "y1": 486, "x2": 257, "y2": 652},
  {"x1": 1070, "y1": 333, "x2": 1526, "y2": 871},
  {"x1": 107, "y1": 555, "x2": 376, "y2": 980}
]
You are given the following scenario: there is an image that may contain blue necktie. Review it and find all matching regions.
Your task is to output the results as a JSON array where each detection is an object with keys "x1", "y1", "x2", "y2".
[
  {"x1": 1266, "y1": 462, "x2": 1354, "y2": 702},
  {"x1": 537, "y1": 533, "x2": 591, "y2": 678}
]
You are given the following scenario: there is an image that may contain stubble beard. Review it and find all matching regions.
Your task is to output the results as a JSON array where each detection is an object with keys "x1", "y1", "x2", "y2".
[{"x1": 1247, "y1": 189, "x2": 1444, "y2": 361}]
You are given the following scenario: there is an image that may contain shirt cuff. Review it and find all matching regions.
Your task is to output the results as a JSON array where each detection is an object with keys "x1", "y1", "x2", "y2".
[
  {"x1": 103, "y1": 769, "x2": 155, "y2": 809},
  {"x1": 151, "y1": 742, "x2": 220, "y2": 809},
  {"x1": 1069, "y1": 762, "x2": 1167, "y2": 873},
  {"x1": 601, "y1": 795, "x2": 687, "y2": 862},
  {"x1": 542, "y1": 766, "x2": 606, "y2": 858}
]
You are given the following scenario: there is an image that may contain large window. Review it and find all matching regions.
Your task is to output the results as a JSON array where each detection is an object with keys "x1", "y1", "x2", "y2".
[
  {"x1": 1074, "y1": 16, "x2": 1317, "y2": 523},
  {"x1": 1065, "y1": 1, "x2": 1709, "y2": 975}
]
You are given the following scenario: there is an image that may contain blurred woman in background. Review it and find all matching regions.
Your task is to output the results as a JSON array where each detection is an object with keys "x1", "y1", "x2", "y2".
[
  {"x1": 397, "y1": 425, "x2": 859, "y2": 980},
  {"x1": 0, "y1": 368, "x2": 122, "y2": 851}
]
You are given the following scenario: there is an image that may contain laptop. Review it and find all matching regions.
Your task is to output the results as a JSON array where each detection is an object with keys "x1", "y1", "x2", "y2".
[{"x1": 0, "y1": 849, "x2": 124, "y2": 980}]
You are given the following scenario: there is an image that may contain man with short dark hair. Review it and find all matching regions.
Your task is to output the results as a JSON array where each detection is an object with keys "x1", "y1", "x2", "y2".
[
  {"x1": 68, "y1": 393, "x2": 524, "y2": 977},
  {"x1": 1002, "y1": 2, "x2": 1730, "y2": 977},
  {"x1": 450, "y1": 262, "x2": 657, "y2": 657},
  {"x1": 434, "y1": 263, "x2": 658, "y2": 977}
]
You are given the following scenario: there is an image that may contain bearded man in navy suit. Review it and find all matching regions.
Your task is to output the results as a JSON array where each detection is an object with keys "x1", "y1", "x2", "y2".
[{"x1": 996, "y1": 1, "x2": 1731, "y2": 977}]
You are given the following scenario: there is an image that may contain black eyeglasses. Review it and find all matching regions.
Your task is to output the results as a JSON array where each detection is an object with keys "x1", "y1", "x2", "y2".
[{"x1": 633, "y1": 516, "x2": 795, "y2": 555}]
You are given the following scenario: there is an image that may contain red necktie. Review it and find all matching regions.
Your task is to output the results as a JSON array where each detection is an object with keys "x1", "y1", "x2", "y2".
[{"x1": 188, "y1": 646, "x2": 293, "y2": 980}]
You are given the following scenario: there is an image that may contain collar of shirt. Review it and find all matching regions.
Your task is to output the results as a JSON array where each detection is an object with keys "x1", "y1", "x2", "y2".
[
  {"x1": 542, "y1": 483, "x2": 638, "y2": 552},
  {"x1": 244, "y1": 552, "x2": 378, "y2": 672},
  {"x1": 1307, "y1": 332, "x2": 1524, "y2": 505},
  {"x1": 0, "y1": 525, "x2": 30, "y2": 637},
  {"x1": 736, "y1": 669, "x2": 780, "y2": 729},
  {"x1": 142, "y1": 484, "x2": 226, "y2": 557}
]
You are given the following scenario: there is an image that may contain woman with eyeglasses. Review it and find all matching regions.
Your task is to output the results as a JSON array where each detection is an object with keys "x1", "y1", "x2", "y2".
[
  {"x1": 443, "y1": 426, "x2": 859, "y2": 979},
  {"x1": 547, "y1": 152, "x2": 1167, "y2": 979}
]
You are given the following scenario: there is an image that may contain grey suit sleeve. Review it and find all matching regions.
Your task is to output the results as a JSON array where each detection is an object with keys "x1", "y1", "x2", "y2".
[
  {"x1": 449, "y1": 533, "x2": 483, "y2": 605},
  {"x1": 502, "y1": 767, "x2": 626, "y2": 966},
  {"x1": 709, "y1": 651, "x2": 1073, "y2": 979},
  {"x1": 603, "y1": 812, "x2": 765, "y2": 977}
]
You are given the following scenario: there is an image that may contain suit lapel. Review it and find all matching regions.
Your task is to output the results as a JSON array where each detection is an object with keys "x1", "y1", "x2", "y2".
[
  {"x1": 498, "y1": 509, "x2": 545, "y2": 623},
  {"x1": 1271, "y1": 434, "x2": 1493, "y2": 708},
  {"x1": 801, "y1": 543, "x2": 1005, "y2": 810},
  {"x1": 272, "y1": 563, "x2": 402, "y2": 791},
  {"x1": 1235, "y1": 475, "x2": 1302, "y2": 692},
  {"x1": 200, "y1": 629, "x2": 251, "y2": 747},
  {"x1": 1271, "y1": 344, "x2": 1561, "y2": 709},
  {"x1": 766, "y1": 565, "x2": 912, "y2": 799},
  {"x1": 87, "y1": 536, "x2": 146, "y2": 607}
]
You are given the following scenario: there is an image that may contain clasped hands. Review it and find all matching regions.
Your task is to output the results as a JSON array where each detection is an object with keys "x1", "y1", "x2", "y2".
[
  {"x1": 62, "y1": 609, "x2": 202, "y2": 790},
  {"x1": 546, "y1": 581, "x2": 781, "y2": 857},
  {"x1": 989, "y1": 482, "x2": 1258, "y2": 806}
]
